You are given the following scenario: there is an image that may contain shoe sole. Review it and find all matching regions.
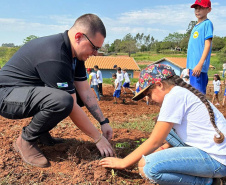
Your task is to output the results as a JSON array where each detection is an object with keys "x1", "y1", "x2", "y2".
[{"x1": 13, "y1": 141, "x2": 50, "y2": 168}]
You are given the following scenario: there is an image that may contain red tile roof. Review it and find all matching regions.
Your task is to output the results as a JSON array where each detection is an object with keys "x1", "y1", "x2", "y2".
[
  {"x1": 154, "y1": 57, "x2": 187, "y2": 69},
  {"x1": 85, "y1": 56, "x2": 140, "y2": 70}
]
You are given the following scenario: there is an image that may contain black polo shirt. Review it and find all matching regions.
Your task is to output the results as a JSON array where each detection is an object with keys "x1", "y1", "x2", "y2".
[{"x1": 0, "y1": 31, "x2": 87, "y2": 94}]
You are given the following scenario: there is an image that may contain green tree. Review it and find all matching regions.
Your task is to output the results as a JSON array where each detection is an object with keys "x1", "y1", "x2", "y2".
[
  {"x1": 121, "y1": 34, "x2": 137, "y2": 56},
  {"x1": 113, "y1": 39, "x2": 122, "y2": 53},
  {"x1": 23, "y1": 35, "x2": 39, "y2": 44},
  {"x1": 163, "y1": 32, "x2": 185, "y2": 47},
  {"x1": 217, "y1": 46, "x2": 226, "y2": 63},
  {"x1": 186, "y1": 21, "x2": 197, "y2": 36},
  {"x1": 160, "y1": 41, "x2": 173, "y2": 50},
  {"x1": 212, "y1": 36, "x2": 225, "y2": 51},
  {"x1": 2, "y1": 43, "x2": 15, "y2": 47}
]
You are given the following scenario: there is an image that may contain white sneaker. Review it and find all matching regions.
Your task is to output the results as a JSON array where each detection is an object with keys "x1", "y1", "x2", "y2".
[{"x1": 215, "y1": 103, "x2": 220, "y2": 106}]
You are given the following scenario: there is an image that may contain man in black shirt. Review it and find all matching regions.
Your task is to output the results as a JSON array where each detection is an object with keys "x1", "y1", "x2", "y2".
[{"x1": 0, "y1": 14, "x2": 114, "y2": 168}]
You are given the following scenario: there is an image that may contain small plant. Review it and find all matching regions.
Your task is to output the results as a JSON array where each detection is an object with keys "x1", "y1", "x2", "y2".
[
  {"x1": 115, "y1": 142, "x2": 130, "y2": 148},
  {"x1": 106, "y1": 169, "x2": 117, "y2": 184}
]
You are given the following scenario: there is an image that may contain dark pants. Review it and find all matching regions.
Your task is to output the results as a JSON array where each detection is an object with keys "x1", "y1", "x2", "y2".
[
  {"x1": 98, "y1": 83, "x2": 103, "y2": 95},
  {"x1": 0, "y1": 86, "x2": 73, "y2": 142}
]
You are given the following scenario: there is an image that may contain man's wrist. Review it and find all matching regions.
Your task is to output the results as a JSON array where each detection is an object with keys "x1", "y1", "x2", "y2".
[{"x1": 100, "y1": 118, "x2": 109, "y2": 125}]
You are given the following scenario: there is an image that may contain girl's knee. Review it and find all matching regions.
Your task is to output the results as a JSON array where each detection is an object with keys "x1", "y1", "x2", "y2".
[
  {"x1": 138, "y1": 157, "x2": 147, "y2": 179},
  {"x1": 138, "y1": 157, "x2": 146, "y2": 168}
]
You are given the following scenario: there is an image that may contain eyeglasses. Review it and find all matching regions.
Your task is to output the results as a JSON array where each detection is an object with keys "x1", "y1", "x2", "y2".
[{"x1": 82, "y1": 33, "x2": 101, "y2": 51}]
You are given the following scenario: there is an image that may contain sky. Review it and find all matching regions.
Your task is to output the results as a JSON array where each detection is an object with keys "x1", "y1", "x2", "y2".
[{"x1": 1, "y1": 0, "x2": 226, "y2": 46}]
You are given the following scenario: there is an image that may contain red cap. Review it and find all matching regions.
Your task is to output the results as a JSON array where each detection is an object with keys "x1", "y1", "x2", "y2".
[
  {"x1": 191, "y1": 0, "x2": 211, "y2": 8},
  {"x1": 87, "y1": 68, "x2": 92, "y2": 72}
]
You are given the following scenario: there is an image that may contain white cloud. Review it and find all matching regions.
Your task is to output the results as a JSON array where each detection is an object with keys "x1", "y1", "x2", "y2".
[
  {"x1": 104, "y1": 3, "x2": 226, "y2": 43},
  {"x1": 1, "y1": 2, "x2": 226, "y2": 45}
]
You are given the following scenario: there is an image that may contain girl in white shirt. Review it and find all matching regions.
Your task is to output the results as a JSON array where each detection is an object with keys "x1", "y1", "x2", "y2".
[
  {"x1": 100, "y1": 64, "x2": 226, "y2": 185},
  {"x1": 212, "y1": 74, "x2": 221, "y2": 106}
]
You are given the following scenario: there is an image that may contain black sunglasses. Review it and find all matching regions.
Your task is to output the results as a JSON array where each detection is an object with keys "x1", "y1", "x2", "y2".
[{"x1": 82, "y1": 33, "x2": 101, "y2": 51}]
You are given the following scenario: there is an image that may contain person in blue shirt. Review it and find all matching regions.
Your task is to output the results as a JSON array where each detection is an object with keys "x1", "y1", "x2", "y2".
[{"x1": 186, "y1": 0, "x2": 213, "y2": 94}]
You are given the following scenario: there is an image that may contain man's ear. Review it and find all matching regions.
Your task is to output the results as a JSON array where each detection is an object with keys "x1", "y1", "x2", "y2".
[{"x1": 75, "y1": 32, "x2": 83, "y2": 42}]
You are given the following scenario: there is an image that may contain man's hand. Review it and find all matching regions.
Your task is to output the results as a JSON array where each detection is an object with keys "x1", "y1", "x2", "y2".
[
  {"x1": 192, "y1": 63, "x2": 203, "y2": 77},
  {"x1": 101, "y1": 123, "x2": 113, "y2": 140},
  {"x1": 99, "y1": 157, "x2": 126, "y2": 169},
  {"x1": 96, "y1": 136, "x2": 114, "y2": 157}
]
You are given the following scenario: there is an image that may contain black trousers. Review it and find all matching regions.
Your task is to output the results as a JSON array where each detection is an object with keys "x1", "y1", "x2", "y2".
[
  {"x1": 0, "y1": 86, "x2": 73, "y2": 141},
  {"x1": 98, "y1": 83, "x2": 103, "y2": 95}
]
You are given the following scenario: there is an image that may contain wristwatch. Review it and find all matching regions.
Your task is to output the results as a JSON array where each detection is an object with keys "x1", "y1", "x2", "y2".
[{"x1": 100, "y1": 118, "x2": 109, "y2": 125}]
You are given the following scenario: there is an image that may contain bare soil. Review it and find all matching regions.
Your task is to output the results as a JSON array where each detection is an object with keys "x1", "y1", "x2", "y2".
[{"x1": 0, "y1": 84, "x2": 225, "y2": 184}]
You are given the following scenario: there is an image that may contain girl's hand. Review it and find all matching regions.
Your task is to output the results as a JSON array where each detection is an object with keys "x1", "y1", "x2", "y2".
[{"x1": 99, "y1": 157, "x2": 126, "y2": 169}]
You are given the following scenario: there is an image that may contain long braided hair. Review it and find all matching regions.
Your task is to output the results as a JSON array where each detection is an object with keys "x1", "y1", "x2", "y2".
[{"x1": 163, "y1": 75, "x2": 224, "y2": 144}]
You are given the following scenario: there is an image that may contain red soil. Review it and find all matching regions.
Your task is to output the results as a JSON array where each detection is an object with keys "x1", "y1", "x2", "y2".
[{"x1": 0, "y1": 84, "x2": 225, "y2": 184}]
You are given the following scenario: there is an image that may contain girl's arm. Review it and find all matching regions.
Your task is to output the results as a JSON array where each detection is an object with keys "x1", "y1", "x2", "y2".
[
  {"x1": 153, "y1": 141, "x2": 172, "y2": 153},
  {"x1": 99, "y1": 121, "x2": 174, "y2": 169}
]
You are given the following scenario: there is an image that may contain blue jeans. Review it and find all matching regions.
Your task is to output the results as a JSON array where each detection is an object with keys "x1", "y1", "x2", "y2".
[
  {"x1": 143, "y1": 129, "x2": 226, "y2": 185},
  {"x1": 90, "y1": 85, "x2": 100, "y2": 100},
  {"x1": 223, "y1": 69, "x2": 226, "y2": 78}
]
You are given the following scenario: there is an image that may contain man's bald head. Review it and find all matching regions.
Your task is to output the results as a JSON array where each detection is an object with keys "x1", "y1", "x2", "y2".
[{"x1": 70, "y1": 14, "x2": 106, "y2": 38}]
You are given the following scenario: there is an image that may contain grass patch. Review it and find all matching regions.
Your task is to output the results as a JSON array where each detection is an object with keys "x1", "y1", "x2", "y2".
[
  {"x1": 110, "y1": 113, "x2": 158, "y2": 132},
  {"x1": 131, "y1": 51, "x2": 187, "y2": 62},
  {"x1": 103, "y1": 78, "x2": 138, "y2": 86}
]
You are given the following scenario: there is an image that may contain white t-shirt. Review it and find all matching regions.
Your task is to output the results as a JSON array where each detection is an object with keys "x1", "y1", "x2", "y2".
[
  {"x1": 89, "y1": 72, "x2": 98, "y2": 85},
  {"x1": 158, "y1": 86, "x2": 226, "y2": 165},
  {"x1": 124, "y1": 72, "x2": 130, "y2": 83},
  {"x1": 117, "y1": 72, "x2": 123, "y2": 82},
  {"x1": 136, "y1": 81, "x2": 139, "y2": 89},
  {"x1": 114, "y1": 79, "x2": 122, "y2": 90},
  {"x1": 181, "y1": 69, "x2": 189, "y2": 78},
  {"x1": 213, "y1": 80, "x2": 221, "y2": 91},
  {"x1": 96, "y1": 70, "x2": 103, "y2": 83},
  {"x1": 223, "y1": 63, "x2": 226, "y2": 70}
]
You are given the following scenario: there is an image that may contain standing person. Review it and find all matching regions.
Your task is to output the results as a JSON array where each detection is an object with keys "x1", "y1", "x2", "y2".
[
  {"x1": 135, "y1": 81, "x2": 149, "y2": 105},
  {"x1": 186, "y1": 0, "x2": 213, "y2": 94},
  {"x1": 222, "y1": 78, "x2": 226, "y2": 106},
  {"x1": 116, "y1": 67, "x2": 124, "y2": 83},
  {"x1": 100, "y1": 64, "x2": 226, "y2": 185},
  {"x1": 212, "y1": 74, "x2": 222, "y2": 106},
  {"x1": 135, "y1": 81, "x2": 140, "y2": 95},
  {"x1": 222, "y1": 62, "x2": 226, "y2": 78},
  {"x1": 122, "y1": 68, "x2": 135, "y2": 95},
  {"x1": 0, "y1": 14, "x2": 114, "y2": 168},
  {"x1": 87, "y1": 68, "x2": 100, "y2": 101},
  {"x1": 94, "y1": 65, "x2": 103, "y2": 97},
  {"x1": 180, "y1": 68, "x2": 189, "y2": 81},
  {"x1": 112, "y1": 73, "x2": 122, "y2": 104}
]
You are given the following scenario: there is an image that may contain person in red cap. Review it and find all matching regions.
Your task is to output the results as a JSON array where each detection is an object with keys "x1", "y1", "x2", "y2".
[
  {"x1": 100, "y1": 64, "x2": 226, "y2": 185},
  {"x1": 187, "y1": 0, "x2": 213, "y2": 95}
]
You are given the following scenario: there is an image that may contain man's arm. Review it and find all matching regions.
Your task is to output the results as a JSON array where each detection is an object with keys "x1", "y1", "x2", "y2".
[
  {"x1": 74, "y1": 80, "x2": 113, "y2": 140},
  {"x1": 69, "y1": 93, "x2": 113, "y2": 156},
  {"x1": 192, "y1": 38, "x2": 212, "y2": 77}
]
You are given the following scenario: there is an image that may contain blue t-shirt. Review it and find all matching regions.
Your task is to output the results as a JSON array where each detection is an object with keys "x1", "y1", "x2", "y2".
[{"x1": 186, "y1": 19, "x2": 213, "y2": 73}]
